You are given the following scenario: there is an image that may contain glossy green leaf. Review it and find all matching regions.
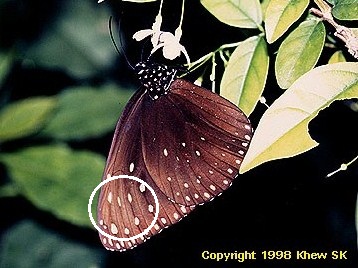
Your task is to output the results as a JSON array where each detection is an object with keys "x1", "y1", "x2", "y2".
[
  {"x1": 275, "y1": 20, "x2": 325, "y2": 89},
  {"x1": 332, "y1": 0, "x2": 358, "y2": 20},
  {"x1": 221, "y1": 35, "x2": 269, "y2": 115},
  {"x1": 265, "y1": 0, "x2": 309, "y2": 43},
  {"x1": 25, "y1": 1, "x2": 116, "y2": 78},
  {"x1": 40, "y1": 85, "x2": 133, "y2": 140},
  {"x1": 0, "y1": 145, "x2": 105, "y2": 227},
  {"x1": 240, "y1": 62, "x2": 358, "y2": 173},
  {"x1": 328, "y1": 50, "x2": 347, "y2": 63},
  {"x1": 0, "y1": 221, "x2": 103, "y2": 268},
  {"x1": 201, "y1": 0, "x2": 262, "y2": 28},
  {"x1": 0, "y1": 97, "x2": 57, "y2": 142}
]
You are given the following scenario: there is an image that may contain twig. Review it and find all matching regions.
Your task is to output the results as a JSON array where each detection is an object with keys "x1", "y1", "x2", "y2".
[{"x1": 310, "y1": 0, "x2": 358, "y2": 59}]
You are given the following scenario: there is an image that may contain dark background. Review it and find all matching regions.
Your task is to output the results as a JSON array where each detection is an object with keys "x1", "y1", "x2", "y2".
[{"x1": 0, "y1": 0, "x2": 357, "y2": 267}]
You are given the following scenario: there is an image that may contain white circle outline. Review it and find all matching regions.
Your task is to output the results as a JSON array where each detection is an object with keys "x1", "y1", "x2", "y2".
[{"x1": 88, "y1": 174, "x2": 159, "y2": 242}]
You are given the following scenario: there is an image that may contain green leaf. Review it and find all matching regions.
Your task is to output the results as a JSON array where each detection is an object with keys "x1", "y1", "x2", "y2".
[
  {"x1": 0, "y1": 221, "x2": 103, "y2": 268},
  {"x1": 328, "y1": 50, "x2": 347, "y2": 63},
  {"x1": 332, "y1": 0, "x2": 358, "y2": 20},
  {"x1": 240, "y1": 62, "x2": 358, "y2": 173},
  {"x1": 0, "y1": 97, "x2": 57, "y2": 142},
  {"x1": 0, "y1": 50, "x2": 14, "y2": 88},
  {"x1": 265, "y1": 0, "x2": 309, "y2": 43},
  {"x1": 201, "y1": 0, "x2": 262, "y2": 28},
  {"x1": 221, "y1": 35, "x2": 269, "y2": 115},
  {"x1": 0, "y1": 183, "x2": 19, "y2": 198},
  {"x1": 40, "y1": 85, "x2": 133, "y2": 140},
  {"x1": 25, "y1": 1, "x2": 116, "y2": 78},
  {"x1": 275, "y1": 20, "x2": 325, "y2": 89},
  {"x1": 0, "y1": 145, "x2": 105, "y2": 228}
]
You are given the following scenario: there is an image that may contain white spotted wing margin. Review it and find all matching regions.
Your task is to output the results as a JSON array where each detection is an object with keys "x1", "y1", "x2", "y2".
[
  {"x1": 97, "y1": 88, "x2": 193, "y2": 252},
  {"x1": 97, "y1": 79, "x2": 252, "y2": 252}
]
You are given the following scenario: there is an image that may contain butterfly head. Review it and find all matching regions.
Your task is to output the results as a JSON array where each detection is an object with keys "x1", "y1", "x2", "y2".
[{"x1": 135, "y1": 61, "x2": 178, "y2": 100}]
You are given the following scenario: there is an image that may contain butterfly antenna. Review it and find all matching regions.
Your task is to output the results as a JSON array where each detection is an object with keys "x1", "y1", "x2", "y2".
[{"x1": 109, "y1": 16, "x2": 134, "y2": 70}]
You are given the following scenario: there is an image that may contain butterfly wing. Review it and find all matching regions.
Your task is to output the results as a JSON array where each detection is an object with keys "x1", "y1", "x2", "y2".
[
  {"x1": 141, "y1": 79, "x2": 253, "y2": 207},
  {"x1": 97, "y1": 89, "x2": 192, "y2": 252}
]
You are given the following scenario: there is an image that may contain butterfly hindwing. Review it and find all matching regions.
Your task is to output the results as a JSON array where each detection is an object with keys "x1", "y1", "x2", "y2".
[{"x1": 141, "y1": 79, "x2": 253, "y2": 207}]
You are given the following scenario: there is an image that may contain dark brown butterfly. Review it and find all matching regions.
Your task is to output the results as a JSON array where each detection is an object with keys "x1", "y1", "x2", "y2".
[{"x1": 97, "y1": 61, "x2": 253, "y2": 251}]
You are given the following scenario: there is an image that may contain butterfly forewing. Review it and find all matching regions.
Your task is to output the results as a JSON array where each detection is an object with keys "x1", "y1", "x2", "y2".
[{"x1": 97, "y1": 89, "x2": 192, "y2": 252}]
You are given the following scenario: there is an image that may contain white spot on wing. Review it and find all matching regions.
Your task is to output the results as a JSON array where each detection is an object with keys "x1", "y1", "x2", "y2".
[
  {"x1": 111, "y1": 223, "x2": 118, "y2": 234},
  {"x1": 227, "y1": 168, "x2": 233, "y2": 174},
  {"x1": 107, "y1": 192, "x2": 112, "y2": 204},
  {"x1": 139, "y1": 184, "x2": 146, "y2": 192},
  {"x1": 148, "y1": 204, "x2": 154, "y2": 213},
  {"x1": 163, "y1": 148, "x2": 168, "y2": 156},
  {"x1": 124, "y1": 228, "x2": 130, "y2": 235},
  {"x1": 128, "y1": 193, "x2": 132, "y2": 203},
  {"x1": 129, "y1": 162, "x2": 135, "y2": 172},
  {"x1": 134, "y1": 217, "x2": 140, "y2": 226}
]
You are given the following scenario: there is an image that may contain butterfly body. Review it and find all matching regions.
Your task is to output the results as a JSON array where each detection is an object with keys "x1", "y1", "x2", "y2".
[{"x1": 97, "y1": 62, "x2": 253, "y2": 251}]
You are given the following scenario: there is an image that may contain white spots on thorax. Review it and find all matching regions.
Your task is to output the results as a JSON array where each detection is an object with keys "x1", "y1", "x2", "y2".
[
  {"x1": 128, "y1": 193, "x2": 133, "y2": 203},
  {"x1": 129, "y1": 162, "x2": 135, "y2": 172},
  {"x1": 163, "y1": 148, "x2": 168, "y2": 156},
  {"x1": 107, "y1": 192, "x2": 113, "y2": 204},
  {"x1": 111, "y1": 223, "x2": 119, "y2": 235}
]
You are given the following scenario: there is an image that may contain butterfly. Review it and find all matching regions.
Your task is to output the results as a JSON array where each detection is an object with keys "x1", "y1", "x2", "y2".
[{"x1": 96, "y1": 60, "x2": 253, "y2": 251}]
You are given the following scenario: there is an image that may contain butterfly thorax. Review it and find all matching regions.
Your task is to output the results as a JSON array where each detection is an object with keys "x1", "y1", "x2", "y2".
[{"x1": 135, "y1": 61, "x2": 177, "y2": 100}]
